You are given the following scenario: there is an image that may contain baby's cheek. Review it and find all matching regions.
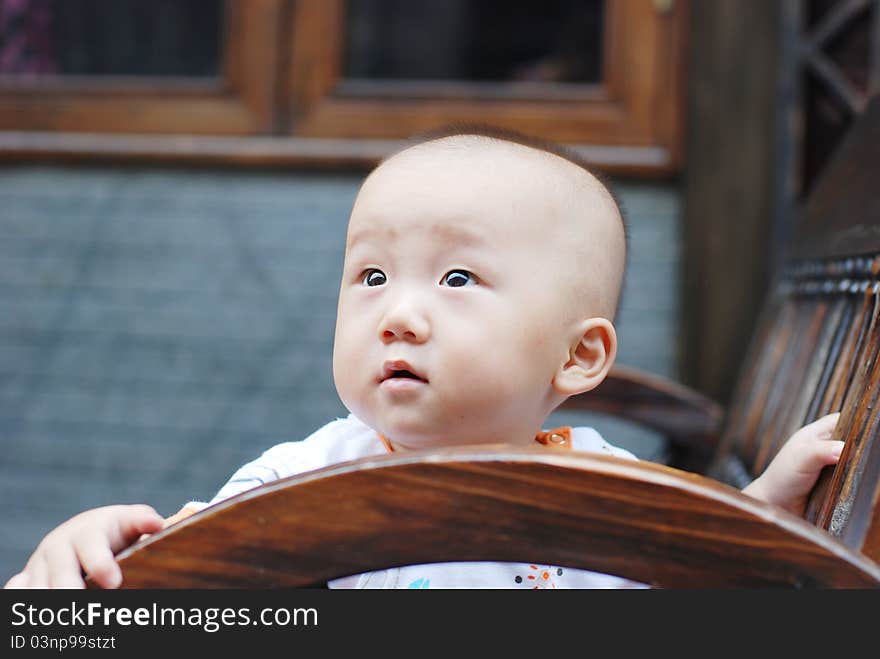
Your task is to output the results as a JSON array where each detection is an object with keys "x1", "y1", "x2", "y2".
[{"x1": 459, "y1": 358, "x2": 530, "y2": 403}]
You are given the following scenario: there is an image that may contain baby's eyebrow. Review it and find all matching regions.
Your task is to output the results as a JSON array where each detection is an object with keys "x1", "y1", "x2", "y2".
[
  {"x1": 347, "y1": 227, "x2": 394, "y2": 250},
  {"x1": 347, "y1": 221, "x2": 488, "y2": 249},
  {"x1": 427, "y1": 222, "x2": 489, "y2": 247}
]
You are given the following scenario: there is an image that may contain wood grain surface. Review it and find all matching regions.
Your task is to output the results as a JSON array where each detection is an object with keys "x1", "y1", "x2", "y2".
[{"x1": 111, "y1": 447, "x2": 880, "y2": 589}]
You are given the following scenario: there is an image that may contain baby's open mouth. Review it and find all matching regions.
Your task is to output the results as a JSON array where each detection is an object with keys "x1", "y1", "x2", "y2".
[
  {"x1": 381, "y1": 361, "x2": 427, "y2": 383},
  {"x1": 390, "y1": 369, "x2": 421, "y2": 379}
]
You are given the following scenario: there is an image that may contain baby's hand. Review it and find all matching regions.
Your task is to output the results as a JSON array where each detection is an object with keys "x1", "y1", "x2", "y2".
[
  {"x1": 3, "y1": 504, "x2": 163, "y2": 589},
  {"x1": 742, "y1": 412, "x2": 843, "y2": 517}
]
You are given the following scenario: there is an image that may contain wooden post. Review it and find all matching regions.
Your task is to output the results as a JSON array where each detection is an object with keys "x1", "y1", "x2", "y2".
[{"x1": 681, "y1": 0, "x2": 781, "y2": 404}]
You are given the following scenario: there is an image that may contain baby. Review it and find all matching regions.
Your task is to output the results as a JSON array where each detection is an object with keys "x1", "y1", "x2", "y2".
[{"x1": 5, "y1": 128, "x2": 844, "y2": 589}]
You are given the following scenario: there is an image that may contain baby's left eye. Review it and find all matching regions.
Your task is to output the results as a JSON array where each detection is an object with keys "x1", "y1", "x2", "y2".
[{"x1": 441, "y1": 270, "x2": 476, "y2": 287}]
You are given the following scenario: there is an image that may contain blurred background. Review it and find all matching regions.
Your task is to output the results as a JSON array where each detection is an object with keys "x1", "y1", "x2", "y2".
[{"x1": 1, "y1": 0, "x2": 877, "y2": 579}]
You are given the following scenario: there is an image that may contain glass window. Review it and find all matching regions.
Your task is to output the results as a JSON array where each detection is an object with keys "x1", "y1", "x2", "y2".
[
  {"x1": 0, "y1": 0, "x2": 223, "y2": 78},
  {"x1": 344, "y1": 0, "x2": 603, "y2": 84}
]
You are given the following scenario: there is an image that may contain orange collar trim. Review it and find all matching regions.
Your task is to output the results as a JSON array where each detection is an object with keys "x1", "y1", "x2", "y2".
[{"x1": 377, "y1": 426, "x2": 572, "y2": 453}]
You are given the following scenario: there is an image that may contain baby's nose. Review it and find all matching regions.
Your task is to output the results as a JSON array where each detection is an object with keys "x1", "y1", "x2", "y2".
[{"x1": 379, "y1": 299, "x2": 430, "y2": 343}]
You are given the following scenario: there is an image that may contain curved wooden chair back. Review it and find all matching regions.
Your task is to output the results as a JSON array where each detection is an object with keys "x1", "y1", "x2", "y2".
[{"x1": 113, "y1": 447, "x2": 880, "y2": 588}]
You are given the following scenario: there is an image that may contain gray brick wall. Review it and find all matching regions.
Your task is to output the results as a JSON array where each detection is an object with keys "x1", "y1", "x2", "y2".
[{"x1": 0, "y1": 166, "x2": 681, "y2": 581}]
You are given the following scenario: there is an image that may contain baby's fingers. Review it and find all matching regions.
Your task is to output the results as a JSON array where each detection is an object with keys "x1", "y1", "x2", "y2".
[
  {"x1": 45, "y1": 544, "x2": 87, "y2": 589},
  {"x1": 6, "y1": 556, "x2": 50, "y2": 589},
  {"x1": 799, "y1": 412, "x2": 841, "y2": 440},
  {"x1": 787, "y1": 438, "x2": 845, "y2": 476},
  {"x1": 818, "y1": 439, "x2": 844, "y2": 465},
  {"x1": 4, "y1": 572, "x2": 30, "y2": 589},
  {"x1": 105, "y1": 505, "x2": 164, "y2": 553},
  {"x1": 78, "y1": 505, "x2": 163, "y2": 588},
  {"x1": 76, "y1": 540, "x2": 121, "y2": 589}
]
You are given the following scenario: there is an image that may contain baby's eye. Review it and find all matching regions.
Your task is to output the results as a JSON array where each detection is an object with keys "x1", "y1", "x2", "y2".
[
  {"x1": 441, "y1": 270, "x2": 476, "y2": 287},
  {"x1": 362, "y1": 269, "x2": 387, "y2": 286}
]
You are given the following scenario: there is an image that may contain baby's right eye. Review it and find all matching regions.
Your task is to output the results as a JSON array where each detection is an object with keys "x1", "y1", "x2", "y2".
[{"x1": 362, "y1": 269, "x2": 387, "y2": 286}]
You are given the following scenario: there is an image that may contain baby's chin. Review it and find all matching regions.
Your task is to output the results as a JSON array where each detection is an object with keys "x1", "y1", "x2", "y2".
[
  {"x1": 371, "y1": 419, "x2": 480, "y2": 451},
  {"x1": 345, "y1": 398, "x2": 506, "y2": 450},
  {"x1": 375, "y1": 425, "x2": 451, "y2": 451}
]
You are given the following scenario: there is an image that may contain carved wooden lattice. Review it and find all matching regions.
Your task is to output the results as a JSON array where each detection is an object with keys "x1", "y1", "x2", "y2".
[{"x1": 777, "y1": 0, "x2": 880, "y2": 253}]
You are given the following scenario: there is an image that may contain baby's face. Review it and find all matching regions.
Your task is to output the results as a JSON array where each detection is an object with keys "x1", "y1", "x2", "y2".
[{"x1": 332, "y1": 139, "x2": 621, "y2": 449}]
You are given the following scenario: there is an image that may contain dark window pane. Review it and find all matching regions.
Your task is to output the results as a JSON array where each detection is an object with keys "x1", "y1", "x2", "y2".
[
  {"x1": 345, "y1": 0, "x2": 604, "y2": 84},
  {"x1": 0, "y1": 0, "x2": 223, "y2": 77}
]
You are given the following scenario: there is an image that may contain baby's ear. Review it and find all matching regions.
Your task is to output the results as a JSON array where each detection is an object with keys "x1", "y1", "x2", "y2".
[{"x1": 552, "y1": 318, "x2": 617, "y2": 396}]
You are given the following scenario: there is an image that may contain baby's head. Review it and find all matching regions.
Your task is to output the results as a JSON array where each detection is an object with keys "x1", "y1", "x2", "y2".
[{"x1": 332, "y1": 128, "x2": 627, "y2": 450}]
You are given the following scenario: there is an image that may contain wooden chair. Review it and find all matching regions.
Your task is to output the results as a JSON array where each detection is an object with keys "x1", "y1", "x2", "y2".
[{"x1": 109, "y1": 96, "x2": 880, "y2": 589}]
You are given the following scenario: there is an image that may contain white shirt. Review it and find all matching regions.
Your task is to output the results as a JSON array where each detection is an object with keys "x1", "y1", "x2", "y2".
[{"x1": 184, "y1": 414, "x2": 646, "y2": 589}]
